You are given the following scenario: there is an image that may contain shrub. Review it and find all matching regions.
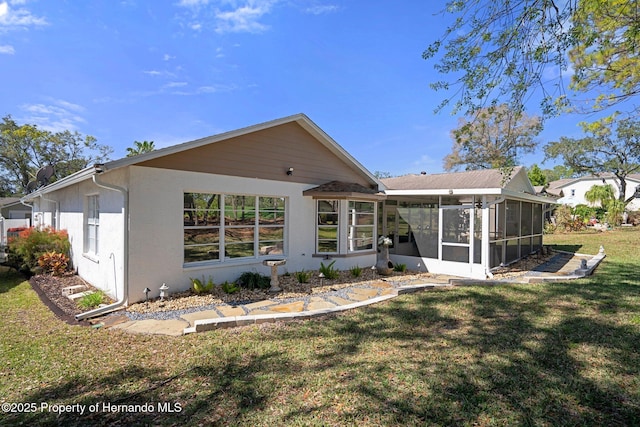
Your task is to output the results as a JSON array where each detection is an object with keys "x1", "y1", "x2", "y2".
[
  {"x1": 319, "y1": 260, "x2": 339, "y2": 280},
  {"x1": 6, "y1": 227, "x2": 71, "y2": 275},
  {"x1": 37, "y1": 251, "x2": 69, "y2": 276},
  {"x1": 191, "y1": 276, "x2": 214, "y2": 294},
  {"x1": 350, "y1": 265, "x2": 363, "y2": 277},
  {"x1": 295, "y1": 270, "x2": 311, "y2": 283},
  {"x1": 77, "y1": 291, "x2": 105, "y2": 309},
  {"x1": 221, "y1": 281, "x2": 240, "y2": 294},
  {"x1": 393, "y1": 263, "x2": 407, "y2": 272},
  {"x1": 237, "y1": 272, "x2": 271, "y2": 290}
]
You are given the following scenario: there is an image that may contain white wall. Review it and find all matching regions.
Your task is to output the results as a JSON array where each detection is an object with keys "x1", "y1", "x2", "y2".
[
  {"x1": 559, "y1": 177, "x2": 640, "y2": 210},
  {"x1": 36, "y1": 170, "x2": 128, "y2": 301},
  {"x1": 126, "y1": 166, "x2": 376, "y2": 303}
]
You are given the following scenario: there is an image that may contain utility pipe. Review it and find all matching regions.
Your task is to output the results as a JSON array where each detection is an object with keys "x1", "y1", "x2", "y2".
[
  {"x1": 75, "y1": 167, "x2": 130, "y2": 321},
  {"x1": 39, "y1": 195, "x2": 59, "y2": 230}
]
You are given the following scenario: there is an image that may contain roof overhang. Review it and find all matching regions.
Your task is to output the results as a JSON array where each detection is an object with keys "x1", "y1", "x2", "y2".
[{"x1": 384, "y1": 188, "x2": 556, "y2": 204}]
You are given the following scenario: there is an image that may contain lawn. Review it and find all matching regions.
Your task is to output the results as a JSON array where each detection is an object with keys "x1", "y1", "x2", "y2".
[{"x1": 1, "y1": 228, "x2": 639, "y2": 426}]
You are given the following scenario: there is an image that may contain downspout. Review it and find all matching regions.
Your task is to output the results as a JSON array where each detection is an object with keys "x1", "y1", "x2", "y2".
[
  {"x1": 19, "y1": 199, "x2": 34, "y2": 227},
  {"x1": 75, "y1": 166, "x2": 130, "y2": 321},
  {"x1": 39, "y1": 195, "x2": 59, "y2": 230}
]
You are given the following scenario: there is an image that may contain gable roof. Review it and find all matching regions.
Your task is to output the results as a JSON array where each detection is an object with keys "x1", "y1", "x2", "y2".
[
  {"x1": 381, "y1": 167, "x2": 551, "y2": 203},
  {"x1": 23, "y1": 114, "x2": 383, "y2": 199}
]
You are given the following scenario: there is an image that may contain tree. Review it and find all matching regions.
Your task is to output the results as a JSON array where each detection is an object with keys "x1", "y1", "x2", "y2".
[
  {"x1": 541, "y1": 165, "x2": 577, "y2": 182},
  {"x1": 424, "y1": 0, "x2": 640, "y2": 118},
  {"x1": 527, "y1": 164, "x2": 547, "y2": 186},
  {"x1": 544, "y1": 116, "x2": 640, "y2": 205},
  {"x1": 584, "y1": 184, "x2": 615, "y2": 207},
  {"x1": 126, "y1": 140, "x2": 155, "y2": 157},
  {"x1": 444, "y1": 104, "x2": 542, "y2": 171},
  {"x1": 0, "y1": 115, "x2": 112, "y2": 195}
]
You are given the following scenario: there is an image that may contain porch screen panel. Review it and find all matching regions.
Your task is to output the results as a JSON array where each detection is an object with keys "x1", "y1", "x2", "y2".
[
  {"x1": 521, "y1": 202, "x2": 532, "y2": 236},
  {"x1": 442, "y1": 208, "x2": 470, "y2": 244},
  {"x1": 506, "y1": 200, "x2": 520, "y2": 238},
  {"x1": 532, "y1": 204, "x2": 543, "y2": 235},
  {"x1": 396, "y1": 202, "x2": 438, "y2": 258},
  {"x1": 474, "y1": 207, "x2": 482, "y2": 264}
]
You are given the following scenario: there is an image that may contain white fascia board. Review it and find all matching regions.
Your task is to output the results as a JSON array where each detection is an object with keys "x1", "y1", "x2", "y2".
[
  {"x1": 501, "y1": 189, "x2": 558, "y2": 204},
  {"x1": 384, "y1": 188, "x2": 503, "y2": 197},
  {"x1": 21, "y1": 166, "x2": 97, "y2": 202}
]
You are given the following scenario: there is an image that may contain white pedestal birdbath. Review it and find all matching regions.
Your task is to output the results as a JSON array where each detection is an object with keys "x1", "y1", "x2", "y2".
[{"x1": 263, "y1": 259, "x2": 286, "y2": 292}]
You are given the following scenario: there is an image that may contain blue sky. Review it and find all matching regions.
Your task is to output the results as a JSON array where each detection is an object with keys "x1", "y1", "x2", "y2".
[{"x1": 1, "y1": 0, "x2": 586, "y2": 176}]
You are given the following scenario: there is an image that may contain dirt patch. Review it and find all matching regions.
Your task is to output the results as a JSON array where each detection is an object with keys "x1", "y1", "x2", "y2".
[{"x1": 29, "y1": 274, "x2": 112, "y2": 324}]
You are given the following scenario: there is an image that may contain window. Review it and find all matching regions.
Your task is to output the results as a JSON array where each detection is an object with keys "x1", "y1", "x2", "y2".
[
  {"x1": 317, "y1": 200, "x2": 339, "y2": 253},
  {"x1": 348, "y1": 201, "x2": 375, "y2": 252},
  {"x1": 184, "y1": 193, "x2": 286, "y2": 264},
  {"x1": 85, "y1": 195, "x2": 99, "y2": 255},
  {"x1": 316, "y1": 199, "x2": 378, "y2": 254}
]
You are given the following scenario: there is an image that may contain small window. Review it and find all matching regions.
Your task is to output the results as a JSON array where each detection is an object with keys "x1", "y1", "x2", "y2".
[
  {"x1": 348, "y1": 201, "x2": 375, "y2": 252},
  {"x1": 317, "y1": 200, "x2": 339, "y2": 253},
  {"x1": 85, "y1": 195, "x2": 99, "y2": 255}
]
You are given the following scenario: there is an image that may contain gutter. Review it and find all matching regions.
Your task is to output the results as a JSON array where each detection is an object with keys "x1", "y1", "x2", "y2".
[{"x1": 75, "y1": 165, "x2": 130, "y2": 321}]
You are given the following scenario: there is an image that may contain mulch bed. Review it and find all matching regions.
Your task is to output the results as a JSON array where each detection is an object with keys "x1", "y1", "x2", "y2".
[{"x1": 29, "y1": 274, "x2": 106, "y2": 325}]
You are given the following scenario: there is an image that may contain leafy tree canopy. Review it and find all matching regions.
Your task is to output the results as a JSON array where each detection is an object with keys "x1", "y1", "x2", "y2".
[
  {"x1": 126, "y1": 140, "x2": 155, "y2": 157},
  {"x1": 544, "y1": 116, "x2": 640, "y2": 204},
  {"x1": 527, "y1": 164, "x2": 547, "y2": 186},
  {"x1": 424, "y1": 0, "x2": 640, "y2": 118},
  {"x1": 444, "y1": 104, "x2": 542, "y2": 171},
  {"x1": 0, "y1": 115, "x2": 112, "y2": 196}
]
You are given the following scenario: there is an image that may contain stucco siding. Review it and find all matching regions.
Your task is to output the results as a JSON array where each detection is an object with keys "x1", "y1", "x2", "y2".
[{"x1": 126, "y1": 166, "x2": 338, "y2": 303}]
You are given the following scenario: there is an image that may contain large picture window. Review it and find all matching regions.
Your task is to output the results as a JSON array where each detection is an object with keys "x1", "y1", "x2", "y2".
[
  {"x1": 85, "y1": 195, "x2": 99, "y2": 255},
  {"x1": 184, "y1": 193, "x2": 286, "y2": 264}
]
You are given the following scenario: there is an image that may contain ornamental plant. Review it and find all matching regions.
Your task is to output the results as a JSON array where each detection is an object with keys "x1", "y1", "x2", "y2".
[
  {"x1": 37, "y1": 251, "x2": 69, "y2": 276},
  {"x1": 6, "y1": 227, "x2": 71, "y2": 275}
]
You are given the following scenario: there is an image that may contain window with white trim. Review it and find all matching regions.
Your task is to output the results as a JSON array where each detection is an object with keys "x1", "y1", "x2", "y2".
[
  {"x1": 184, "y1": 193, "x2": 286, "y2": 264},
  {"x1": 347, "y1": 201, "x2": 375, "y2": 252},
  {"x1": 85, "y1": 195, "x2": 99, "y2": 255},
  {"x1": 317, "y1": 200, "x2": 339, "y2": 253},
  {"x1": 316, "y1": 199, "x2": 377, "y2": 254}
]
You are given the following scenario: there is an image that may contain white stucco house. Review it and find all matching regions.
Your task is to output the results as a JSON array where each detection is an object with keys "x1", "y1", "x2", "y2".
[
  {"x1": 548, "y1": 174, "x2": 640, "y2": 211},
  {"x1": 21, "y1": 114, "x2": 550, "y2": 319}
]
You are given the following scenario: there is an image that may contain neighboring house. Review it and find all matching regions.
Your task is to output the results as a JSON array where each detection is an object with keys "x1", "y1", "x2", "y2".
[
  {"x1": 22, "y1": 114, "x2": 386, "y2": 317},
  {"x1": 549, "y1": 174, "x2": 640, "y2": 210},
  {"x1": 21, "y1": 114, "x2": 551, "y2": 318},
  {"x1": 0, "y1": 197, "x2": 31, "y2": 247},
  {"x1": 381, "y1": 167, "x2": 552, "y2": 279}
]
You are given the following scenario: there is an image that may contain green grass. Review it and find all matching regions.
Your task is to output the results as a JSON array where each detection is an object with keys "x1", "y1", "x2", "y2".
[{"x1": 1, "y1": 228, "x2": 639, "y2": 426}]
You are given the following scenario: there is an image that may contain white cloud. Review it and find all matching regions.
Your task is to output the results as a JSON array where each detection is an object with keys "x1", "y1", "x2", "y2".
[
  {"x1": 163, "y1": 81, "x2": 188, "y2": 88},
  {"x1": 20, "y1": 100, "x2": 87, "y2": 133},
  {"x1": 305, "y1": 4, "x2": 338, "y2": 15},
  {"x1": 175, "y1": 0, "x2": 277, "y2": 34},
  {"x1": 163, "y1": 53, "x2": 175, "y2": 61},
  {"x1": 0, "y1": 43, "x2": 14, "y2": 54},
  {"x1": 214, "y1": 2, "x2": 274, "y2": 34},
  {"x1": 177, "y1": 0, "x2": 209, "y2": 7},
  {"x1": 0, "y1": 1, "x2": 47, "y2": 29},
  {"x1": 143, "y1": 69, "x2": 177, "y2": 78}
]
